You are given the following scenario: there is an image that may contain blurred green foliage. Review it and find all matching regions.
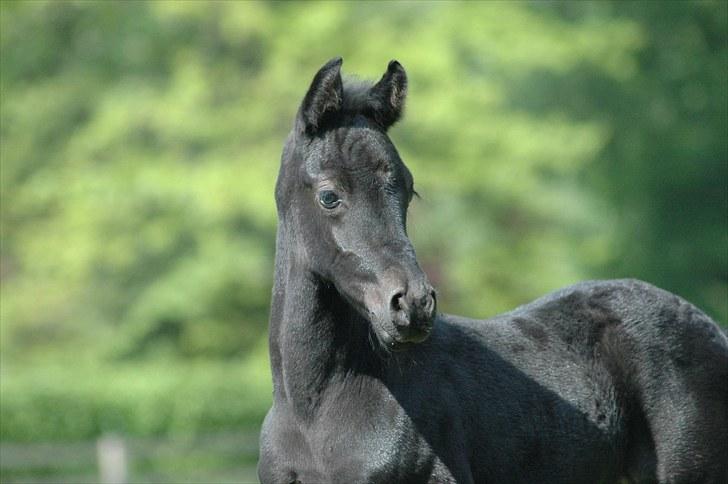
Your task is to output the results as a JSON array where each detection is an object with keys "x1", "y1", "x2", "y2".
[
  {"x1": 1, "y1": 0, "x2": 726, "y2": 445},
  {"x1": 1, "y1": 357, "x2": 270, "y2": 442}
]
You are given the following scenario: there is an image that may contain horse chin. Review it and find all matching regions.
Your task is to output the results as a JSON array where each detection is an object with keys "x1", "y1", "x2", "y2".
[{"x1": 372, "y1": 320, "x2": 432, "y2": 352}]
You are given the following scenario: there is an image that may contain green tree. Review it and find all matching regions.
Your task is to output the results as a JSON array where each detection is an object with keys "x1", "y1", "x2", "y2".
[{"x1": 1, "y1": 0, "x2": 725, "y2": 444}]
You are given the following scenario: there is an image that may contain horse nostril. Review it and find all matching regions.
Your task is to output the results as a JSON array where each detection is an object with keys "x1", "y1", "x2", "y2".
[
  {"x1": 390, "y1": 291, "x2": 406, "y2": 312},
  {"x1": 390, "y1": 290, "x2": 411, "y2": 329}
]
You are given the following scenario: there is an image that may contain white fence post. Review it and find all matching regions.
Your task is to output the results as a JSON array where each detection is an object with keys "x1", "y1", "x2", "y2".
[{"x1": 96, "y1": 434, "x2": 129, "y2": 484}]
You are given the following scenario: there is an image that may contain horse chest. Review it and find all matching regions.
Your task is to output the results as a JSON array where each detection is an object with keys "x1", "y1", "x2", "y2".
[{"x1": 258, "y1": 399, "x2": 442, "y2": 484}]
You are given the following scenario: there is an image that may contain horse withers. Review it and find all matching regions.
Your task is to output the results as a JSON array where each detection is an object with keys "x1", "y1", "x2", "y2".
[{"x1": 257, "y1": 57, "x2": 728, "y2": 484}]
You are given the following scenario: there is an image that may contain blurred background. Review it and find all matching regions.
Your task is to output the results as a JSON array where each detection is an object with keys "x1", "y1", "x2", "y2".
[{"x1": 1, "y1": 1, "x2": 726, "y2": 482}]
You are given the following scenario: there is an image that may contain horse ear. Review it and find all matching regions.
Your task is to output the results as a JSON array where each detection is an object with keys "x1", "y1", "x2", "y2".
[
  {"x1": 299, "y1": 57, "x2": 344, "y2": 134},
  {"x1": 367, "y1": 60, "x2": 407, "y2": 130}
]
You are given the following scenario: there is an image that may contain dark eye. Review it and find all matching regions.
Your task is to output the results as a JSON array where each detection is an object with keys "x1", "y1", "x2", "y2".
[{"x1": 318, "y1": 190, "x2": 341, "y2": 209}]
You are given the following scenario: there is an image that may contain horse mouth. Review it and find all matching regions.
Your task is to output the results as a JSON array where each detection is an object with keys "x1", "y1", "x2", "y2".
[
  {"x1": 332, "y1": 282, "x2": 434, "y2": 350},
  {"x1": 376, "y1": 325, "x2": 432, "y2": 351}
]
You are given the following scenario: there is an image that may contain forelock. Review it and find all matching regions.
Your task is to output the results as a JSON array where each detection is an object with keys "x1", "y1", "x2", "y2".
[{"x1": 341, "y1": 77, "x2": 375, "y2": 116}]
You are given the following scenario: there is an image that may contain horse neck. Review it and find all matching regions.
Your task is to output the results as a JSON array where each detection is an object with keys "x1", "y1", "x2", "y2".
[{"x1": 268, "y1": 223, "x2": 380, "y2": 420}]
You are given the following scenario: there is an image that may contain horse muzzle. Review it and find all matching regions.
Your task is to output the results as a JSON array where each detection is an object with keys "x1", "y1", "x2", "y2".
[{"x1": 386, "y1": 284, "x2": 437, "y2": 345}]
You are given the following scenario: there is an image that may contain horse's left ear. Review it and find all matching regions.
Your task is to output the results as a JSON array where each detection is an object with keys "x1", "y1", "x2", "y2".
[{"x1": 367, "y1": 60, "x2": 407, "y2": 130}]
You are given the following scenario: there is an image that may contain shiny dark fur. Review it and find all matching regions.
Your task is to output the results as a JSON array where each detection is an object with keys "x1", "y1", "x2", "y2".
[{"x1": 257, "y1": 58, "x2": 728, "y2": 484}]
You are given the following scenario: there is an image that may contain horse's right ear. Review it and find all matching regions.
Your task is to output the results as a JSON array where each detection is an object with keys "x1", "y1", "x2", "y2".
[{"x1": 298, "y1": 57, "x2": 344, "y2": 135}]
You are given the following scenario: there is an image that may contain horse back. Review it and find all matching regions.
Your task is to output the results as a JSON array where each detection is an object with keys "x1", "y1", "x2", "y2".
[{"x1": 457, "y1": 278, "x2": 728, "y2": 482}]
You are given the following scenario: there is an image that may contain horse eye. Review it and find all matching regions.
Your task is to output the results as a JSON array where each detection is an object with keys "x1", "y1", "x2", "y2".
[{"x1": 318, "y1": 190, "x2": 341, "y2": 209}]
